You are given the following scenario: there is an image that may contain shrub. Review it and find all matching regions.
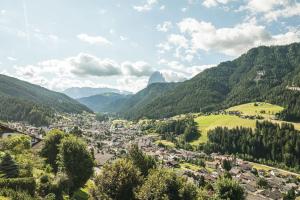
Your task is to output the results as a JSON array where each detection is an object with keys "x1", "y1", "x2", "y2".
[
  {"x1": 0, "y1": 177, "x2": 36, "y2": 196},
  {"x1": 0, "y1": 188, "x2": 35, "y2": 200}
]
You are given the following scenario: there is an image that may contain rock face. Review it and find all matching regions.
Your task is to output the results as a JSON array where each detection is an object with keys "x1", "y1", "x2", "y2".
[{"x1": 147, "y1": 71, "x2": 166, "y2": 86}]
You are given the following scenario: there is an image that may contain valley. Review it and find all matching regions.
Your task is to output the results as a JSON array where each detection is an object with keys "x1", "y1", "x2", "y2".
[{"x1": 1, "y1": 43, "x2": 300, "y2": 200}]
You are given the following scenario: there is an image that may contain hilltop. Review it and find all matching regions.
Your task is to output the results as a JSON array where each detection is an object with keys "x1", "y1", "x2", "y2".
[{"x1": 0, "y1": 74, "x2": 91, "y2": 126}]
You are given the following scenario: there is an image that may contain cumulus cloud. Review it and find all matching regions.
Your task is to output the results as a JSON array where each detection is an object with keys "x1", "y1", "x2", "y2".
[
  {"x1": 133, "y1": 0, "x2": 158, "y2": 12},
  {"x1": 158, "y1": 59, "x2": 215, "y2": 82},
  {"x1": 70, "y1": 54, "x2": 121, "y2": 76},
  {"x1": 202, "y1": 0, "x2": 234, "y2": 8},
  {"x1": 77, "y1": 33, "x2": 112, "y2": 45},
  {"x1": 121, "y1": 61, "x2": 153, "y2": 76},
  {"x1": 156, "y1": 21, "x2": 172, "y2": 32},
  {"x1": 13, "y1": 53, "x2": 154, "y2": 92},
  {"x1": 161, "y1": 18, "x2": 300, "y2": 57},
  {"x1": 239, "y1": 0, "x2": 300, "y2": 22}
]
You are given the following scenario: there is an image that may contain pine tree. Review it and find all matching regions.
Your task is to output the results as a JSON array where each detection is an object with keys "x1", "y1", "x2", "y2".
[{"x1": 0, "y1": 153, "x2": 19, "y2": 178}]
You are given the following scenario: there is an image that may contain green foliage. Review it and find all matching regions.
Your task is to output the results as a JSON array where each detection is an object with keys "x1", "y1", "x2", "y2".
[
  {"x1": 204, "y1": 121, "x2": 300, "y2": 169},
  {"x1": 221, "y1": 159, "x2": 232, "y2": 171},
  {"x1": 0, "y1": 188, "x2": 36, "y2": 200},
  {"x1": 128, "y1": 144, "x2": 156, "y2": 176},
  {"x1": 216, "y1": 178, "x2": 245, "y2": 200},
  {"x1": 0, "y1": 177, "x2": 36, "y2": 196},
  {"x1": 41, "y1": 130, "x2": 67, "y2": 173},
  {"x1": 283, "y1": 188, "x2": 296, "y2": 200},
  {"x1": 95, "y1": 113, "x2": 109, "y2": 122},
  {"x1": 58, "y1": 136, "x2": 94, "y2": 194},
  {"x1": 0, "y1": 135, "x2": 31, "y2": 154},
  {"x1": 135, "y1": 168, "x2": 198, "y2": 200},
  {"x1": 0, "y1": 153, "x2": 19, "y2": 178},
  {"x1": 256, "y1": 177, "x2": 269, "y2": 189},
  {"x1": 70, "y1": 126, "x2": 83, "y2": 137},
  {"x1": 183, "y1": 124, "x2": 200, "y2": 142},
  {"x1": 93, "y1": 158, "x2": 142, "y2": 200}
]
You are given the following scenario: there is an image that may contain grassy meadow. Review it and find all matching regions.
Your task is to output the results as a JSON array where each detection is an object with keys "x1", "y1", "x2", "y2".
[{"x1": 191, "y1": 102, "x2": 300, "y2": 145}]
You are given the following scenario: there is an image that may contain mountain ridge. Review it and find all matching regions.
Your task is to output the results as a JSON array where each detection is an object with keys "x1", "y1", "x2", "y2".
[
  {"x1": 0, "y1": 74, "x2": 92, "y2": 126},
  {"x1": 119, "y1": 43, "x2": 300, "y2": 120}
]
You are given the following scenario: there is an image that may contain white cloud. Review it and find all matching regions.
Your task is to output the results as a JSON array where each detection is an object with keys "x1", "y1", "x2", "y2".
[
  {"x1": 69, "y1": 54, "x2": 121, "y2": 76},
  {"x1": 158, "y1": 59, "x2": 215, "y2": 82},
  {"x1": 181, "y1": 7, "x2": 188, "y2": 12},
  {"x1": 7, "y1": 56, "x2": 17, "y2": 61},
  {"x1": 168, "y1": 34, "x2": 188, "y2": 48},
  {"x1": 173, "y1": 18, "x2": 300, "y2": 56},
  {"x1": 121, "y1": 61, "x2": 153, "y2": 76},
  {"x1": 120, "y1": 36, "x2": 128, "y2": 41},
  {"x1": 156, "y1": 21, "x2": 172, "y2": 32},
  {"x1": 202, "y1": 0, "x2": 234, "y2": 8},
  {"x1": 160, "y1": 5, "x2": 165, "y2": 10},
  {"x1": 77, "y1": 33, "x2": 112, "y2": 45},
  {"x1": 239, "y1": 0, "x2": 300, "y2": 22},
  {"x1": 13, "y1": 53, "x2": 154, "y2": 92},
  {"x1": 133, "y1": 0, "x2": 158, "y2": 12},
  {"x1": 0, "y1": 10, "x2": 6, "y2": 15}
]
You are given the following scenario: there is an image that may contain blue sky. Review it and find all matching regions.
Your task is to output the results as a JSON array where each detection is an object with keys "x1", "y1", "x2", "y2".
[{"x1": 0, "y1": 0, "x2": 299, "y2": 92}]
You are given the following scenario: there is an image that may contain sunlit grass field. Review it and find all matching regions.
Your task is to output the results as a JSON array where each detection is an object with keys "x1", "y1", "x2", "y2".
[
  {"x1": 226, "y1": 102, "x2": 284, "y2": 119},
  {"x1": 191, "y1": 102, "x2": 300, "y2": 145},
  {"x1": 191, "y1": 114, "x2": 256, "y2": 145}
]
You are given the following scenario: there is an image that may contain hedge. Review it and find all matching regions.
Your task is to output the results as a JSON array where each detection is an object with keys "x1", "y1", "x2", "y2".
[{"x1": 0, "y1": 177, "x2": 36, "y2": 196}]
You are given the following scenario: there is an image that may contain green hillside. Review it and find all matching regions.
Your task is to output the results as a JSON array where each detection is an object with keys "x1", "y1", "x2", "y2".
[
  {"x1": 119, "y1": 82, "x2": 179, "y2": 119},
  {"x1": 0, "y1": 74, "x2": 92, "y2": 126},
  {"x1": 78, "y1": 92, "x2": 128, "y2": 112},
  {"x1": 121, "y1": 43, "x2": 300, "y2": 120}
]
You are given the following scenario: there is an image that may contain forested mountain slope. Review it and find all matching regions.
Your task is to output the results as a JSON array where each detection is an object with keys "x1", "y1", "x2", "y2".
[
  {"x1": 78, "y1": 93, "x2": 128, "y2": 112},
  {"x1": 0, "y1": 74, "x2": 91, "y2": 125},
  {"x1": 121, "y1": 43, "x2": 300, "y2": 120}
]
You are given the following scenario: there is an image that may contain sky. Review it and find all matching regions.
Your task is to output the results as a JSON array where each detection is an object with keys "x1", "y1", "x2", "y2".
[{"x1": 0, "y1": 0, "x2": 299, "y2": 93}]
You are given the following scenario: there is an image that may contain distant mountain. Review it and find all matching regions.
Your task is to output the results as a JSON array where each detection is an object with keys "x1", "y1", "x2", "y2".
[
  {"x1": 119, "y1": 43, "x2": 300, "y2": 120},
  {"x1": 119, "y1": 82, "x2": 178, "y2": 118},
  {"x1": 147, "y1": 71, "x2": 166, "y2": 86},
  {"x1": 63, "y1": 87, "x2": 132, "y2": 99},
  {"x1": 78, "y1": 82, "x2": 178, "y2": 115},
  {"x1": 78, "y1": 93, "x2": 129, "y2": 113},
  {"x1": 0, "y1": 74, "x2": 91, "y2": 126}
]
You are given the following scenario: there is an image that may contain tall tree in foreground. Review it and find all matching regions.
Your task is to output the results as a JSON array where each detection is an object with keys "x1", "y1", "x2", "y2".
[
  {"x1": 128, "y1": 144, "x2": 156, "y2": 176},
  {"x1": 216, "y1": 178, "x2": 245, "y2": 200},
  {"x1": 41, "y1": 129, "x2": 66, "y2": 173},
  {"x1": 58, "y1": 136, "x2": 94, "y2": 195},
  {"x1": 135, "y1": 168, "x2": 198, "y2": 200},
  {"x1": 0, "y1": 153, "x2": 19, "y2": 178},
  {"x1": 93, "y1": 159, "x2": 142, "y2": 200}
]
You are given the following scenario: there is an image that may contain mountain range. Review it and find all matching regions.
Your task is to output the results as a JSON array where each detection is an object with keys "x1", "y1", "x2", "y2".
[
  {"x1": 77, "y1": 43, "x2": 300, "y2": 121},
  {"x1": 1, "y1": 43, "x2": 300, "y2": 125},
  {"x1": 63, "y1": 87, "x2": 132, "y2": 99}
]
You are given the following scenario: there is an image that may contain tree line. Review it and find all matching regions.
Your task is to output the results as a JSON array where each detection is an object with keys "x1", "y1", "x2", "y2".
[{"x1": 204, "y1": 121, "x2": 300, "y2": 171}]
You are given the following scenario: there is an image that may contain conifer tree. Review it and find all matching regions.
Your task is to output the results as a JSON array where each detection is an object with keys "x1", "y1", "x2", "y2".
[{"x1": 0, "y1": 153, "x2": 19, "y2": 178}]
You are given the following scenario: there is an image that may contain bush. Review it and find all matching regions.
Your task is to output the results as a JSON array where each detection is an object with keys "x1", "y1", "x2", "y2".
[
  {"x1": 0, "y1": 188, "x2": 35, "y2": 200},
  {"x1": 0, "y1": 177, "x2": 36, "y2": 196}
]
